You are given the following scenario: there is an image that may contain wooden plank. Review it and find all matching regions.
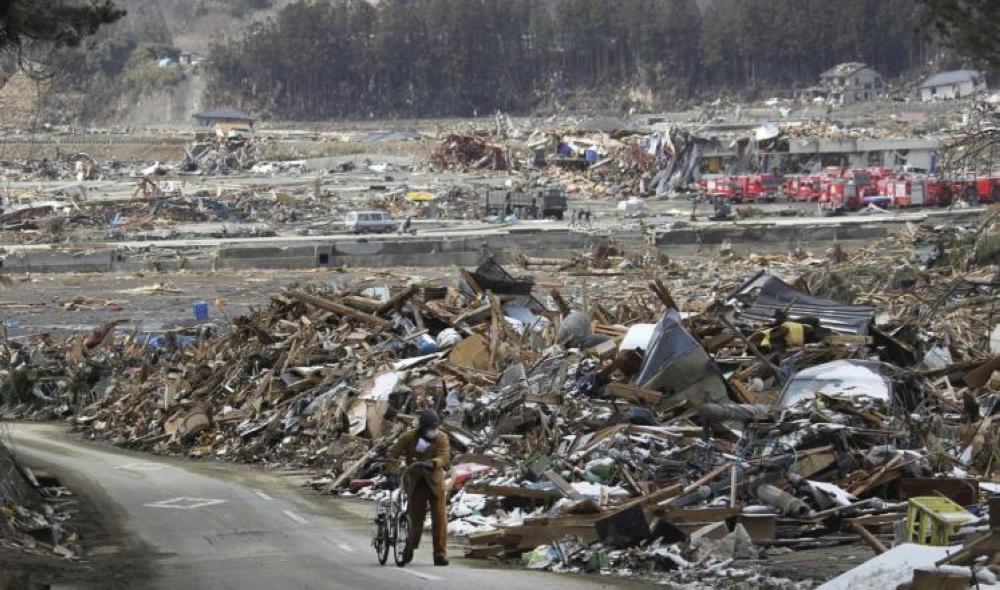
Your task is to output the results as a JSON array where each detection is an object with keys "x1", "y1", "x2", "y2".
[
  {"x1": 680, "y1": 462, "x2": 734, "y2": 496},
  {"x1": 850, "y1": 455, "x2": 904, "y2": 496},
  {"x1": 965, "y1": 356, "x2": 1000, "y2": 388},
  {"x1": 850, "y1": 521, "x2": 888, "y2": 554},
  {"x1": 524, "y1": 393, "x2": 563, "y2": 406},
  {"x1": 653, "y1": 506, "x2": 741, "y2": 523},
  {"x1": 935, "y1": 531, "x2": 998, "y2": 566},
  {"x1": 845, "y1": 513, "x2": 906, "y2": 527},
  {"x1": 488, "y1": 293, "x2": 502, "y2": 371},
  {"x1": 728, "y1": 378, "x2": 757, "y2": 405},
  {"x1": 453, "y1": 303, "x2": 492, "y2": 326},
  {"x1": 453, "y1": 453, "x2": 508, "y2": 468},
  {"x1": 791, "y1": 446, "x2": 837, "y2": 479},
  {"x1": 286, "y1": 290, "x2": 390, "y2": 329},
  {"x1": 503, "y1": 523, "x2": 600, "y2": 549},
  {"x1": 337, "y1": 295, "x2": 382, "y2": 313},
  {"x1": 463, "y1": 483, "x2": 555, "y2": 501},
  {"x1": 702, "y1": 331, "x2": 736, "y2": 353},
  {"x1": 464, "y1": 545, "x2": 506, "y2": 559},
  {"x1": 549, "y1": 288, "x2": 571, "y2": 315},
  {"x1": 606, "y1": 483, "x2": 683, "y2": 513},
  {"x1": 467, "y1": 530, "x2": 509, "y2": 546},
  {"x1": 605, "y1": 382, "x2": 662, "y2": 406},
  {"x1": 542, "y1": 469, "x2": 585, "y2": 501},
  {"x1": 650, "y1": 279, "x2": 678, "y2": 310},
  {"x1": 459, "y1": 268, "x2": 483, "y2": 295},
  {"x1": 324, "y1": 447, "x2": 378, "y2": 493},
  {"x1": 376, "y1": 284, "x2": 420, "y2": 316}
]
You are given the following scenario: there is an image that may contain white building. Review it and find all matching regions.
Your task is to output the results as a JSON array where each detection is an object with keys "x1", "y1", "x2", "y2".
[
  {"x1": 919, "y1": 70, "x2": 987, "y2": 101},
  {"x1": 819, "y1": 62, "x2": 883, "y2": 105}
]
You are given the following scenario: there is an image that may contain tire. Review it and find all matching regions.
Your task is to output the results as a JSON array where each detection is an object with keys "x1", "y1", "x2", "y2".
[
  {"x1": 375, "y1": 520, "x2": 390, "y2": 565},
  {"x1": 393, "y1": 513, "x2": 412, "y2": 566}
]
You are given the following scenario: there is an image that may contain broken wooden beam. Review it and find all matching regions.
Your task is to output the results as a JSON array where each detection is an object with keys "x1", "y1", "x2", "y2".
[
  {"x1": 549, "y1": 288, "x2": 571, "y2": 315},
  {"x1": 605, "y1": 382, "x2": 662, "y2": 406},
  {"x1": 463, "y1": 483, "x2": 556, "y2": 501},
  {"x1": 650, "y1": 279, "x2": 678, "y2": 310},
  {"x1": 286, "y1": 290, "x2": 390, "y2": 329},
  {"x1": 850, "y1": 521, "x2": 888, "y2": 554},
  {"x1": 376, "y1": 284, "x2": 420, "y2": 316}
]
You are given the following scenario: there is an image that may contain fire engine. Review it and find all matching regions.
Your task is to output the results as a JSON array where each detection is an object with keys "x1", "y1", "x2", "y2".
[
  {"x1": 819, "y1": 178, "x2": 864, "y2": 213},
  {"x1": 783, "y1": 175, "x2": 823, "y2": 201},
  {"x1": 950, "y1": 174, "x2": 1000, "y2": 204},
  {"x1": 704, "y1": 174, "x2": 781, "y2": 203}
]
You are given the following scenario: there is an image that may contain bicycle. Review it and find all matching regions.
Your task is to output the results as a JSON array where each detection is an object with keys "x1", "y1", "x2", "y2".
[{"x1": 372, "y1": 467, "x2": 415, "y2": 566}]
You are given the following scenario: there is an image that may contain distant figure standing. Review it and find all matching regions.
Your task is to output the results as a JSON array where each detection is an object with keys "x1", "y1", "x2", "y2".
[{"x1": 398, "y1": 215, "x2": 413, "y2": 235}]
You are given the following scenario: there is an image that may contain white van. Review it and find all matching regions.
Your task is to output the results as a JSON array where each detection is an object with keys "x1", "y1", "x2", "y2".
[{"x1": 344, "y1": 210, "x2": 396, "y2": 234}]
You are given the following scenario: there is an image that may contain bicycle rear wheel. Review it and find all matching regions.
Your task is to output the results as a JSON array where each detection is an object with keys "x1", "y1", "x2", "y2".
[{"x1": 393, "y1": 512, "x2": 412, "y2": 566}]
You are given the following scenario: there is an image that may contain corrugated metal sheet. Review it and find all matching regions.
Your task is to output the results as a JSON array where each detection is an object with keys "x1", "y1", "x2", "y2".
[{"x1": 732, "y1": 271, "x2": 875, "y2": 335}]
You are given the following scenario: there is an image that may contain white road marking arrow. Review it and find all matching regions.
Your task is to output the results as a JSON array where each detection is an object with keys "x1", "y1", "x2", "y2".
[{"x1": 144, "y1": 497, "x2": 227, "y2": 510}]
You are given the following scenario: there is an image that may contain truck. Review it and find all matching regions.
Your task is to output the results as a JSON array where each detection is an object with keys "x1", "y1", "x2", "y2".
[
  {"x1": 704, "y1": 174, "x2": 780, "y2": 203},
  {"x1": 749, "y1": 173, "x2": 781, "y2": 202},
  {"x1": 478, "y1": 186, "x2": 567, "y2": 220},
  {"x1": 783, "y1": 174, "x2": 823, "y2": 202},
  {"x1": 951, "y1": 174, "x2": 1000, "y2": 204},
  {"x1": 820, "y1": 178, "x2": 864, "y2": 213}
]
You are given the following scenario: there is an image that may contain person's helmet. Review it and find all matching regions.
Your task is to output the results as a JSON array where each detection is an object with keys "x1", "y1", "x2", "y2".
[{"x1": 418, "y1": 409, "x2": 440, "y2": 431}]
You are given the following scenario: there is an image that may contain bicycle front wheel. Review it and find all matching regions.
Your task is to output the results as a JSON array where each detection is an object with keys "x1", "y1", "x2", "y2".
[
  {"x1": 393, "y1": 513, "x2": 412, "y2": 566},
  {"x1": 374, "y1": 520, "x2": 390, "y2": 565}
]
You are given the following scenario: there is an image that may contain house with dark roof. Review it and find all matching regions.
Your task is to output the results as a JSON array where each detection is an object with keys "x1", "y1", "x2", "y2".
[
  {"x1": 193, "y1": 107, "x2": 255, "y2": 128},
  {"x1": 818, "y1": 62, "x2": 883, "y2": 105},
  {"x1": 919, "y1": 70, "x2": 987, "y2": 101}
]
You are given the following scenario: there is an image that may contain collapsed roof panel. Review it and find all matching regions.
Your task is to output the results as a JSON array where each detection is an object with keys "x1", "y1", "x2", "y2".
[{"x1": 732, "y1": 271, "x2": 876, "y2": 335}]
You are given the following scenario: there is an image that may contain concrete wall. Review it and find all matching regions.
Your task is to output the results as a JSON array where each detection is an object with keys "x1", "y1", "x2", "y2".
[{"x1": 0, "y1": 210, "x2": 983, "y2": 274}]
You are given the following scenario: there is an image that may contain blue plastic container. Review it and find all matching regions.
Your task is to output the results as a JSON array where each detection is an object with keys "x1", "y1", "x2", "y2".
[{"x1": 193, "y1": 301, "x2": 209, "y2": 321}]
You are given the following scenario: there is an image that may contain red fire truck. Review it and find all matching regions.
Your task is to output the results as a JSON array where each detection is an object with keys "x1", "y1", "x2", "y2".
[
  {"x1": 783, "y1": 175, "x2": 824, "y2": 201},
  {"x1": 951, "y1": 174, "x2": 1000, "y2": 204},
  {"x1": 871, "y1": 173, "x2": 957, "y2": 208},
  {"x1": 820, "y1": 178, "x2": 864, "y2": 213},
  {"x1": 705, "y1": 174, "x2": 781, "y2": 203}
]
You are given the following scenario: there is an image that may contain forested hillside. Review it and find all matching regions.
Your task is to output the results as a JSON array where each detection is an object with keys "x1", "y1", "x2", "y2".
[
  {"x1": 34, "y1": 0, "x2": 276, "y2": 123},
  {"x1": 203, "y1": 0, "x2": 937, "y2": 119}
]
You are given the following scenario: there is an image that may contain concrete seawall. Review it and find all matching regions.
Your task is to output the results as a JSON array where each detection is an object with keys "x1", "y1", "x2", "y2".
[{"x1": 0, "y1": 209, "x2": 982, "y2": 274}]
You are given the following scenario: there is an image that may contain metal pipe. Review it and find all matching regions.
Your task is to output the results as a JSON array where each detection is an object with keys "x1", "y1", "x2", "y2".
[
  {"x1": 668, "y1": 485, "x2": 711, "y2": 508},
  {"x1": 754, "y1": 483, "x2": 813, "y2": 518},
  {"x1": 697, "y1": 403, "x2": 774, "y2": 423}
]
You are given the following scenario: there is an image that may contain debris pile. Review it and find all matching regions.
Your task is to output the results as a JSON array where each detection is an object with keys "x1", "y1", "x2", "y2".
[
  {"x1": 534, "y1": 128, "x2": 714, "y2": 199},
  {"x1": 180, "y1": 129, "x2": 261, "y2": 174},
  {"x1": 3, "y1": 216, "x2": 1000, "y2": 585},
  {"x1": 0, "y1": 441, "x2": 80, "y2": 559},
  {"x1": 0, "y1": 152, "x2": 131, "y2": 182},
  {"x1": 431, "y1": 133, "x2": 512, "y2": 171}
]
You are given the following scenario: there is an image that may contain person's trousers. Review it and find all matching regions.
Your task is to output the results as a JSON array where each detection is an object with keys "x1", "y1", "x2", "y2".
[{"x1": 407, "y1": 477, "x2": 447, "y2": 558}]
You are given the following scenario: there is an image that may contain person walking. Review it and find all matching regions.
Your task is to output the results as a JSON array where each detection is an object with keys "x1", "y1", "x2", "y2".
[{"x1": 384, "y1": 409, "x2": 451, "y2": 566}]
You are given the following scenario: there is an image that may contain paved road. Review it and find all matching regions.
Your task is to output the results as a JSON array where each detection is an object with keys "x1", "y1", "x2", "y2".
[
  {"x1": 0, "y1": 221, "x2": 544, "y2": 252},
  {"x1": 2, "y1": 203, "x2": 984, "y2": 254},
  {"x1": 7, "y1": 423, "x2": 643, "y2": 590}
]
